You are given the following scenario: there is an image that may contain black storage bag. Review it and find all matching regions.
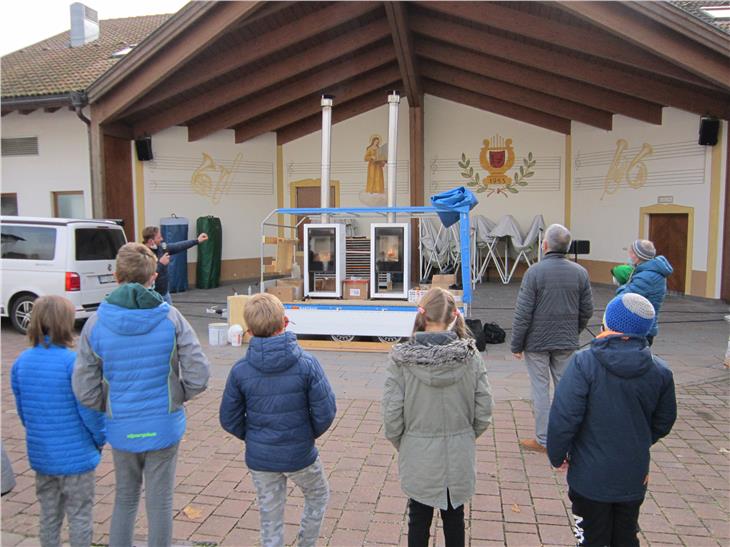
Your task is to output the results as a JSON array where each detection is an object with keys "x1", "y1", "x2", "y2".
[
  {"x1": 465, "y1": 319, "x2": 487, "y2": 352},
  {"x1": 483, "y1": 322, "x2": 506, "y2": 344}
]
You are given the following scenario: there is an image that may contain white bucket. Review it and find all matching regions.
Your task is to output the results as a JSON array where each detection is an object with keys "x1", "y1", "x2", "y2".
[
  {"x1": 228, "y1": 324, "x2": 244, "y2": 347},
  {"x1": 208, "y1": 323, "x2": 228, "y2": 346}
]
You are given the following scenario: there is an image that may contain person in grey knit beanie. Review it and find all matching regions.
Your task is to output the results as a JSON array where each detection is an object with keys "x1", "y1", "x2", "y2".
[{"x1": 616, "y1": 239, "x2": 673, "y2": 346}]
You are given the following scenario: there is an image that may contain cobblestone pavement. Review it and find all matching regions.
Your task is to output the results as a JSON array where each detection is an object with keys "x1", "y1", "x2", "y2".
[{"x1": 2, "y1": 282, "x2": 728, "y2": 546}]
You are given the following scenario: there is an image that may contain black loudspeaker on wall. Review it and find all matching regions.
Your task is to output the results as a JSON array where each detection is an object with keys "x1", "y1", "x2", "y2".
[
  {"x1": 698, "y1": 117, "x2": 719, "y2": 146},
  {"x1": 135, "y1": 137, "x2": 153, "y2": 161}
]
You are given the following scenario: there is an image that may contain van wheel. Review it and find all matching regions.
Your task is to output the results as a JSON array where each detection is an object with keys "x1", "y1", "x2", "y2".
[
  {"x1": 377, "y1": 336, "x2": 402, "y2": 344},
  {"x1": 10, "y1": 294, "x2": 36, "y2": 334}
]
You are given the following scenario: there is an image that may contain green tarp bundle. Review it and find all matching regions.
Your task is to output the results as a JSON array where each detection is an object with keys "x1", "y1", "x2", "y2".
[{"x1": 196, "y1": 216, "x2": 222, "y2": 289}]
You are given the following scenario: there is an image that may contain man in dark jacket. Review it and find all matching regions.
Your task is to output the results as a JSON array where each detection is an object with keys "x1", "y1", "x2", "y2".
[
  {"x1": 511, "y1": 223, "x2": 594, "y2": 453},
  {"x1": 142, "y1": 225, "x2": 208, "y2": 304},
  {"x1": 547, "y1": 292, "x2": 676, "y2": 547},
  {"x1": 616, "y1": 239, "x2": 673, "y2": 346},
  {"x1": 219, "y1": 292, "x2": 336, "y2": 547}
]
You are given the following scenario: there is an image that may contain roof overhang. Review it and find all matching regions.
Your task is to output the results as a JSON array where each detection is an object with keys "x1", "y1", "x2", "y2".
[{"x1": 83, "y1": 1, "x2": 730, "y2": 143}]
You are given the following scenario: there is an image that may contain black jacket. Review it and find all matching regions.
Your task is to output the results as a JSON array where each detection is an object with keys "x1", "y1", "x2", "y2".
[{"x1": 153, "y1": 239, "x2": 198, "y2": 295}]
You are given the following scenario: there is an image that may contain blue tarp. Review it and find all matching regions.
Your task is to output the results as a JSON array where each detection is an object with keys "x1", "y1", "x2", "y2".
[
  {"x1": 430, "y1": 186, "x2": 478, "y2": 228},
  {"x1": 430, "y1": 187, "x2": 478, "y2": 297}
]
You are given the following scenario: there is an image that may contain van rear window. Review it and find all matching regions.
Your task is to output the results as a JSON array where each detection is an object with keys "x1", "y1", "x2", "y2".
[
  {"x1": 1, "y1": 226, "x2": 56, "y2": 260},
  {"x1": 75, "y1": 228, "x2": 126, "y2": 261}
]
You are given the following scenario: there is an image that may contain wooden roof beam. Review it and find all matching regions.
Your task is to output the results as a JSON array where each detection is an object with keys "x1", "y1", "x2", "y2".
[
  {"x1": 187, "y1": 44, "x2": 397, "y2": 142},
  {"x1": 277, "y1": 88, "x2": 397, "y2": 146},
  {"x1": 385, "y1": 1, "x2": 422, "y2": 107},
  {"x1": 133, "y1": 18, "x2": 391, "y2": 138},
  {"x1": 410, "y1": 12, "x2": 730, "y2": 119},
  {"x1": 125, "y1": 1, "x2": 381, "y2": 117},
  {"x1": 234, "y1": 67, "x2": 401, "y2": 143},
  {"x1": 423, "y1": 79, "x2": 571, "y2": 134},
  {"x1": 416, "y1": 39, "x2": 662, "y2": 125},
  {"x1": 421, "y1": 1, "x2": 714, "y2": 90},
  {"x1": 421, "y1": 61, "x2": 613, "y2": 130},
  {"x1": 91, "y1": 1, "x2": 259, "y2": 124},
  {"x1": 556, "y1": 1, "x2": 730, "y2": 92}
]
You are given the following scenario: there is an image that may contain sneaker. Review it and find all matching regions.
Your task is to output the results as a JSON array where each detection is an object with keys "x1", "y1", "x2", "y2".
[{"x1": 519, "y1": 438, "x2": 547, "y2": 453}]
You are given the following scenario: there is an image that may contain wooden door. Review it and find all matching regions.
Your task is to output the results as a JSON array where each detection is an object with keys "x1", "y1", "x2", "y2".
[
  {"x1": 295, "y1": 185, "x2": 336, "y2": 250},
  {"x1": 649, "y1": 213, "x2": 687, "y2": 293}
]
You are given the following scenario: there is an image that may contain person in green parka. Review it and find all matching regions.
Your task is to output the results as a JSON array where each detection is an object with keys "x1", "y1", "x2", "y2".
[{"x1": 382, "y1": 287, "x2": 493, "y2": 547}]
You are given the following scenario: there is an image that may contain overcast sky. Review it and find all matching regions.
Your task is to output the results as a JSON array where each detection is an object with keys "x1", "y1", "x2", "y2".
[{"x1": 0, "y1": 0, "x2": 189, "y2": 56}]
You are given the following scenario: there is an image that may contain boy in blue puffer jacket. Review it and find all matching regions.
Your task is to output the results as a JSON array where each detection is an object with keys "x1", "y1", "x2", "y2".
[
  {"x1": 616, "y1": 239, "x2": 673, "y2": 346},
  {"x1": 220, "y1": 292, "x2": 336, "y2": 547},
  {"x1": 12, "y1": 295, "x2": 105, "y2": 547},
  {"x1": 73, "y1": 243, "x2": 210, "y2": 547},
  {"x1": 547, "y1": 293, "x2": 676, "y2": 547}
]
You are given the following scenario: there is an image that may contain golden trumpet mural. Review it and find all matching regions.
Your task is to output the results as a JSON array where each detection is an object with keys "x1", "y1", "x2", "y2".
[{"x1": 191, "y1": 152, "x2": 243, "y2": 204}]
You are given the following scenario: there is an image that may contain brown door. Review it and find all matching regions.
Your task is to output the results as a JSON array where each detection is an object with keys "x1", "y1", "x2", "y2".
[
  {"x1": 295, "y1": 185, "x2": 336, "y2": 250},
  {"x1": 648, "y1": 213, "x2": 687, "y2": 293}
]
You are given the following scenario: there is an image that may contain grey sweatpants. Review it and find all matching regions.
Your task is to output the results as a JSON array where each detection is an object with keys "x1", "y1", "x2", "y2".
[
  {"x1": 250, "y1": 457, "x2": 330, "y2": 547},
  {"x1": 109, "y1": 443, "x2": 178, "y2": 547},
  {"x1": 524, "y1": 349, "x2": 574, "y2": 446},
  {"x1": 35, "y1": 469, "x2": 95, "y2": 547}
]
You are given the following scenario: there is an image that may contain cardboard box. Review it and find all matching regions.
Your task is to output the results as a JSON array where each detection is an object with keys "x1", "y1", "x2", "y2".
[
  {"x1": 266, "y1": 285, "x2": 297, "y2": 302},
  {"x1": 314, "y1": 276, "x2": 337, "y2": 292},
  {"x1": 227, "y1": 295, "x2": 253, "y2": 341},
  {"x1": 343, "y1": 279, "x2": 369, "y2": 300},
  {"x1": 276, "y1": 278, "x2": 303, "y2": 300},
  {"x1": 432, "y1": 274, "x2": 456, "y2": 288},
  {"x1": 407, "y1": 288, "x2": 429, "y2": 303},
  {"x1": 409, "y1": 287, "x2": 463, "y2": 303}
]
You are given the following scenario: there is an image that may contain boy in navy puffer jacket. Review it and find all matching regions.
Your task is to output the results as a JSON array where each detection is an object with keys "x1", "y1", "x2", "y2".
[
  {"x1": 547, "y1": 293, "x2": 676, "y2": 547},
  {"x1": 220, "y1": 293, "x2": 336, "y2": 547},
  {"x1": 12, "y1": 295, "x2": 105, "y2": 547},
  {"x1": 73, "y1": 243, "x2": 209, "y2": 547}
]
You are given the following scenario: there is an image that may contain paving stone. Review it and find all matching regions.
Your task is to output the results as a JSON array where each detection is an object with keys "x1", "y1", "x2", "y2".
[{"x1": 2, "y1": 281, "x2": 728, "y2": 546}]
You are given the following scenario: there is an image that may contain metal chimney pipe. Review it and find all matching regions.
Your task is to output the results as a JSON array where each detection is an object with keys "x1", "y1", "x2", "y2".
[
  {"x1": 320, "y1": 95, "x2": 333, "y2": 223},
  {"x1": 386, "y1": 91, "x2": 400, "y2": 222}
]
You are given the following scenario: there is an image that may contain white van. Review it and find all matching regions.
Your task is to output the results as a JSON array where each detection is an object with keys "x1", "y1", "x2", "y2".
[{"x1": 1, "y1": 217, "x2": 127, "y2": 333}]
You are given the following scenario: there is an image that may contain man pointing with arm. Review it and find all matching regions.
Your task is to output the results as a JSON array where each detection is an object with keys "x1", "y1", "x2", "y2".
[{"x1": 142, "y1": 225, "x2": 208, "y2": 305}]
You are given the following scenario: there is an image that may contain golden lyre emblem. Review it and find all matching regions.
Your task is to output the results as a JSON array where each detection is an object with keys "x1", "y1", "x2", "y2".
[
  {"x1": 479, "y1": 136, "x2": 515, "y2": 186},
  {"x1": 190, "y1": 152, "x2": 242, "y2": 204}
]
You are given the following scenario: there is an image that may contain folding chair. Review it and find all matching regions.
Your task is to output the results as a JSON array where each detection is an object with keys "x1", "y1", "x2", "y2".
[
  {"x1": 489, "y1": 215, "x2": 524, "y2": 284},
  {"x1": 505, "y1": 214, "x2": 545, "y2": 281},
  {"x1": 474, "y1": 215, "x2": 506, "y2": 283},
  {"x1": 419, "y1": 218, "x2": 451, "y2": 280}
]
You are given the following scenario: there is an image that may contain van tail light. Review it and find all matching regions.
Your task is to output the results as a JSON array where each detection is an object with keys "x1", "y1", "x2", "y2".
[{"x1": 65, "y1": 272, "x2": 81, "y2": 291}]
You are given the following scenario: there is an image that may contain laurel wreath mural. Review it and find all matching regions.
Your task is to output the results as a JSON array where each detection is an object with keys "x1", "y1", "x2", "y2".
[{"x1": 459, "y1": 151, "x2": 535, "y2": 197}]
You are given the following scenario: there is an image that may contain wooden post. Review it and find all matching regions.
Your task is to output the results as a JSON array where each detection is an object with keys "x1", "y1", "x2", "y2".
[{"x1": 410, "y1": 99, "x2": 424, "y2": 283}]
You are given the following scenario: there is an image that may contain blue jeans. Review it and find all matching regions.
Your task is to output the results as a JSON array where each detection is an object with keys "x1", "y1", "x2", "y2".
[{"x1": 162, "y1": 292, "x2": 172, "y2": 305}]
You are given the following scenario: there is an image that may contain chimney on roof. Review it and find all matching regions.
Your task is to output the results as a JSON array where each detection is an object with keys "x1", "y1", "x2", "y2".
[{"x1": 70, "y1": 3, "x2": 99, "y2": 47}]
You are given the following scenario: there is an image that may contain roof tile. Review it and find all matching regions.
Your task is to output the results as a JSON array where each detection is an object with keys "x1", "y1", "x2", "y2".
[{"x1": 1, "y1": 14, "x2": 171, "y2": 98}]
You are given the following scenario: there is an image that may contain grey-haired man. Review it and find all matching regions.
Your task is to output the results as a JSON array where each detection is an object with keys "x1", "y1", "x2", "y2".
[{"x1": 511, "y1": 224, "x2": 594, "y2": 453}]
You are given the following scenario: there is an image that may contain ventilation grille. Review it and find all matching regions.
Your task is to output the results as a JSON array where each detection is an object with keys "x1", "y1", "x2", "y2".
[{"x1": 1, "y1": 137, "x2": 39, "y2": 157}]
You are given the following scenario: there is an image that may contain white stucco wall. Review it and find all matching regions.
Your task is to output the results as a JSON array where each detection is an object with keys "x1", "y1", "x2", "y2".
[
  {"x1": 138, "y1": 127, "x2": 277, "y2": 261},
  {"x1": 571, "y1": 108, "x2": 723, "y2": 286},
  {"x1": 425, "y1": 95, "x2": 566, "y2": 233},
  {"x1": 1, "y1": 110, "x2": 92, "y2": 217}
]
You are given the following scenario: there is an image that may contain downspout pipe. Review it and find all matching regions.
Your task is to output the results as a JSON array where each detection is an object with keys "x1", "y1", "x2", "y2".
[{"x1": 70, "y1": 91, "x2": 90, "y2": 126}]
